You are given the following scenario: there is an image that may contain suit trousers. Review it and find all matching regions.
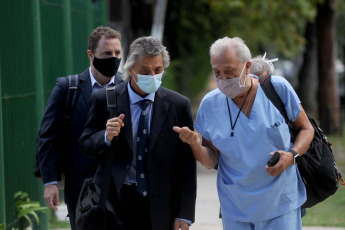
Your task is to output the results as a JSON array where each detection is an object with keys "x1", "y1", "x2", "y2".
[
  {"x1": 119, "y1": 184, "x2": 152, "y2": 230},
  {"x1": 67, "y1": 204, "x2": 77, "y2": 230}
]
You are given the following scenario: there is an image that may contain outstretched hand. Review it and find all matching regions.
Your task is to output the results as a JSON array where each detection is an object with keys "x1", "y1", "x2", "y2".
[{"x1": 173, "y1": 126, "x2": 200, "y2": 147}]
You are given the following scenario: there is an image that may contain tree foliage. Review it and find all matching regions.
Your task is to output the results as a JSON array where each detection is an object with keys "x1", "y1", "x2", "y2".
[
  {"x1": 164, "y1": 0, "x2": 324, "y2": 101},
  {"x1": 208, "y1": 0, "x2": 320, "y2": 57},
  {"x1": 116, "y1": 0, "x2": 342, "y2": 132}
]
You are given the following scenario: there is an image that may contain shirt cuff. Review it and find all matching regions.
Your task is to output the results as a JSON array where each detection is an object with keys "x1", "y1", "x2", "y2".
[
  {"x1": 175, "y1": 218, "x2": 192, "y2": 226},
  {"x1": 104, "y1": 131, "x2": 111, "y2": 146},
  {"x1": 44, "y1": 181, "x2": 57, "y2": 186}
]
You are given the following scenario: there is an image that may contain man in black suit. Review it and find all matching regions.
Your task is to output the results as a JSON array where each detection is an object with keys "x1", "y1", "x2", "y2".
[
  {"x1": 37, "y1": 26, "x2": 123, "y2": 230},
  {"x1": 79, "y1": 36, "x2": 197, "y2": 230}
]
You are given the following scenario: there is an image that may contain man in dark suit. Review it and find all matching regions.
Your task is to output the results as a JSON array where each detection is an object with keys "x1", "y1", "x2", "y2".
[
  {"x1": 37, "y1": 26, "x2": 123, "y2": 230},
  {"x1": 79, "y1": 36, "x2": 197, "y2": 230}
]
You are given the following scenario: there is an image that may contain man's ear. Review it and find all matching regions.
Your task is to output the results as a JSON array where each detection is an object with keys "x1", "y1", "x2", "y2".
[
  {"x1": 245, "y1": 61, "x2": 252, "y2": 74},
  {"x1": 87, "y1": 50, "x2": 93, "y2": 60},
  {"x1": 128, "y1": 69, "x2": 135, "y2": 77}
]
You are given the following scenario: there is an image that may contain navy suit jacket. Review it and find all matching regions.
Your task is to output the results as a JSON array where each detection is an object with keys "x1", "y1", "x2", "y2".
[
  {"x1": 79, "y1": 82, "x2": 197, "y2": 229},
  {"x1": 37, "y1": 68, "x2": 123, "y2": 207}
]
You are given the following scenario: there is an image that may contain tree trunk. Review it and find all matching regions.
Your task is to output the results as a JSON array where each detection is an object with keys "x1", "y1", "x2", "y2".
[
  {"x1": 316, "y1": 0, "x2": 340, "y2": 134},
  {"x1": 298, "y1": 22, "x2": 318, "y2": 115},
  {"x1": 151, "y1": 0, "x2": 168, "y2": 41},
  {"x1": 108, "y1": 0, "x2": 133, "y2": 63}
]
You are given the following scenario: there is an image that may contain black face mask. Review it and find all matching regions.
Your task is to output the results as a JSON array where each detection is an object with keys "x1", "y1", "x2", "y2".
[{"x1": 93, "y1": 55, "x2": 121, "y2": 78}]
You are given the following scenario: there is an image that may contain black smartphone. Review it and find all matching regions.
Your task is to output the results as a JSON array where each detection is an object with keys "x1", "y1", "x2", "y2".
[{"x1": 267, "y1": 151, "x2": 280, "y2": 167}]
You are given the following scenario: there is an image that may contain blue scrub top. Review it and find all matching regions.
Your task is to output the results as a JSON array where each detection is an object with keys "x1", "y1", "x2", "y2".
[{"x1": 195, "y1": 75, "x2": 306, "y2": 222}]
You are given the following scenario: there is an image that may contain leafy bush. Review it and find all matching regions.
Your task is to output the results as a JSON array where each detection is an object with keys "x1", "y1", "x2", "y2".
[{"x1": 0, "y1": 191, "x2": 47, "y2": 230}]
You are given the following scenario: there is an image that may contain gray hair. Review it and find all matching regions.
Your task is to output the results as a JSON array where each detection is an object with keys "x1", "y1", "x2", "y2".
[
  {"x1": 250, "y1": 55, "x2": 275, "y2": 76},
  {"x1": 123, "y1": 36, "x2": 170, "y2": 81},
  {"x1": 209, "y1": 37, "x2": 251, "y2": 62}
]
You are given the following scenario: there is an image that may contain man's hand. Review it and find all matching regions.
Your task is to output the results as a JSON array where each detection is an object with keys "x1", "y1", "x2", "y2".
[
  {"x1": 44, "y1": 184, "x2": 60, "y2": 210},
  {"x1": 106, "y1": 114, "x2": 125, "y2": 141},
  {"x1": 173, "y1": 126, "x2": 219, "y2": 169},
  {"x1": 265, "y1": 150, "x2": 294, "y2": 177},
  {"x1": 173, "y1": 126, "x2": 200, "y2": 147},
  {"x1": 174, "y1": 219, "x2": 189, "y2": 230}
]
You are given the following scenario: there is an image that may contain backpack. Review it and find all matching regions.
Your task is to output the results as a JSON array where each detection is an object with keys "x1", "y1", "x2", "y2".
[
  {"x1": 259, "y1": 75, "x2": 344, "y2": 208},
  {"x1": 34, "y1": 74, "x2": 80, "y2": 188}
]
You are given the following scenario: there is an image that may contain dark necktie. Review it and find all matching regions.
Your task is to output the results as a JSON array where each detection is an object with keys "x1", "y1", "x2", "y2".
[{"x1": 136, "y1": 100, "x2": 150, "y2": 196}]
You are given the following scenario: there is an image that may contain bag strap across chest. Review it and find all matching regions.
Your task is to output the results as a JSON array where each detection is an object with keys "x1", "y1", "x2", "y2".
[{"x1": 258, "y1": 75, "x2": 295, "y2": 140}]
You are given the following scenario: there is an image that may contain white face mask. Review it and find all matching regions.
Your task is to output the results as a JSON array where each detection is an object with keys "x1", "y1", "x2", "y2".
[
  {"x1": 133, "y1": 70, "x2": 163, "y2": 94},
  {"x1": 216, "y1": 61, "x2": 248, "y2": 98}
]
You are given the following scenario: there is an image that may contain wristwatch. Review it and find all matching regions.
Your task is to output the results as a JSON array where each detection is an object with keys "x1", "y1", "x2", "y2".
[{"x1": 289, "y1": 149, "x2": 300, "y2": 164}]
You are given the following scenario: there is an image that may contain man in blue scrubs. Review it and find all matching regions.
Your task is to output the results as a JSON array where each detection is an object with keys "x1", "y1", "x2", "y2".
[{"x1": 173, "y1": 37, "x2": 314, "y2": 230}]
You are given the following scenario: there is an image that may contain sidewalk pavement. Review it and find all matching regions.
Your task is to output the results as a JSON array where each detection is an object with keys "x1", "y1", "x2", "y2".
[{"x1": 56, "y1": 163, "x2": 345, "y2": 230}]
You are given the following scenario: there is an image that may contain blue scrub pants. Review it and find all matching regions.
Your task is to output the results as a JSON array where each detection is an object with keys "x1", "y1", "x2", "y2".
[{"x1": 222, "y1": 208, "x2": 302, "y2": 230}]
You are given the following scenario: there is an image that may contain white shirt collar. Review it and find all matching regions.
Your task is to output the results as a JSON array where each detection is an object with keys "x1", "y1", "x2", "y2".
[{"x1": 89, "y1": 67, "x2": 115, "y2": 88}]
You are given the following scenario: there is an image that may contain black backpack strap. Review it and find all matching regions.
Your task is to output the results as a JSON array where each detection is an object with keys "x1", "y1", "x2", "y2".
[
  {"x1": 98, "y1": 85, "x2": 117, "y2": 212},
  {"x1": 259, "y1": 75, "x2": 295, "y2": 140},
  {"x1": 106, "y1": 86, "x2": 117, "y2": 118},
  {"x1": 64, "y1": 74, "x2": 80, "y2": 125}
]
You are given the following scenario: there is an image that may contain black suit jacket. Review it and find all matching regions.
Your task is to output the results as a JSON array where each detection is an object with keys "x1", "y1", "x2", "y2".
[
  {"x1": 37, "y1": 68, "x2": 123, "y2": 208},
  {"x1": 79, "y1": 82, "x2": 197, "y2": 229}
]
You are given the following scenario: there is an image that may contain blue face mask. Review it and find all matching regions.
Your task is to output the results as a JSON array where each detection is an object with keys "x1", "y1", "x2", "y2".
[{"x1": 133, "y1": 70, "x2": 163, "y2": 93}]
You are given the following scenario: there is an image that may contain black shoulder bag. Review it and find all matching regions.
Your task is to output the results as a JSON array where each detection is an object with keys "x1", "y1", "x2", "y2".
[
  {"x1": 259, "y1": 75, "x2": 344, "y2": 208},
  {"x1": 75, "y1": 86, "x2": 124, "y2": 230}
]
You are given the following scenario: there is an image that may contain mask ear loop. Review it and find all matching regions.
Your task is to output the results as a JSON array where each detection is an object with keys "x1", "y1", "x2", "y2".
[
  {"x1": 131, "y1": 69, "x2": 140, "y2": 86},
  {"x1": 239, "y1": 61, "x2": 248, "y2": 87}
]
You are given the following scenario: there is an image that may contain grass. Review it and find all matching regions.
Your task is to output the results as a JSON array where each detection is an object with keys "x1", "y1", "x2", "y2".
[
  {"x1": 302, "y1": 187, "x2": 345, "y2": 226},
  {"x1": 302, "y1": 133, "x2": 345, "y2": 227},
  {"x1": 50, "y1": 219, "x2": 71, "y2": 229}
]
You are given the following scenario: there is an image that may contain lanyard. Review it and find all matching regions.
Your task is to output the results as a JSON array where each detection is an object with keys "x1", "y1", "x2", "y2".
[{"x1": 226, "y1": 79, "x2": 253, "y2": 137}]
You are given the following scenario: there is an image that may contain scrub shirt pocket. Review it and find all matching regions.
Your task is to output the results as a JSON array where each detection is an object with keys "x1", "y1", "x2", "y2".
[{"x1": 266, "y1": 122, "x2": 291, "y2": 150}]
